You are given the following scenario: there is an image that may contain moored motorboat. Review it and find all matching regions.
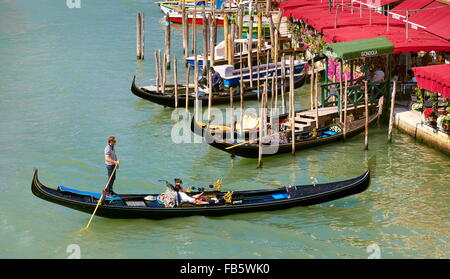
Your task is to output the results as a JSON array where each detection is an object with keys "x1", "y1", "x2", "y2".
[
  {"x1": 185, "y1": 38, "x2": 272, "y2": 70},
  {"x1": 31, "y1": 168, "x2": 371, "y2": 219}
]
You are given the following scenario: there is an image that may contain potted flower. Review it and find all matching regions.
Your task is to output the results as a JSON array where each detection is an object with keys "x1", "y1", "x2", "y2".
[
  {"x1": 423, "y1": 108, "x2": 436, "y2": 120},
  {"x1": 423, "y1": 108, "x2": 437, "y2": 127}
]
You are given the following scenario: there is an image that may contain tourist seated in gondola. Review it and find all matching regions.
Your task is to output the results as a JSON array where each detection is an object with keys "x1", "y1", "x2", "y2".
[{"x1": 174, "y1": 178, "x2": 207, "y2": 205}]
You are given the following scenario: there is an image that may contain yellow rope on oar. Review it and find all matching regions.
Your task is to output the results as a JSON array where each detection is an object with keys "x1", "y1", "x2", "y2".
[
  {"x1": 82, "y1": 163, "x2": 118, "y2": 231},
  {"x1": 225, "y1": 130, "x2": 290, "y2": 150}
]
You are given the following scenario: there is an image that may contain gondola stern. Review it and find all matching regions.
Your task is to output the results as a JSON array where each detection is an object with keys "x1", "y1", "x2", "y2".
[
  {"x1": 190, "y1": 116, "x2": 207, "y2": 137},
  {"x1": 130, "y1": 75, "x2": 138, "y2": 92},
  {"x1": 31, "y1": 168, "x2": 44, "y2": 198}
]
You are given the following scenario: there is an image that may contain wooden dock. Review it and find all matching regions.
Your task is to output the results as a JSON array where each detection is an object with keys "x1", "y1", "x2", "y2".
[{"x1": 286, "y1": 104, "x2": 374, "y2": 132}]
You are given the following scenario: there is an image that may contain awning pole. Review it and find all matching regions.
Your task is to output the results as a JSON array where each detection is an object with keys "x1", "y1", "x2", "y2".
[
  {"x1": 405, "y1": 10, "x2": 409, "y2": 40},
  {"x1": 334, "y1": 6, "x2": 339, "y2": 29},
  {"x1": 360, "y1": 1, "x2": 362, "y2": 18},
  {"x1": 386, "y1": 6, "x2": 390, "y2": 32}
]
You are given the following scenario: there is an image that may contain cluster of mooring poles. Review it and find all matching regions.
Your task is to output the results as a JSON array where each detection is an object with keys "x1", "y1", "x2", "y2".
[{"x1": 133, "y1": 0, "x2": 397, "y2": 167}]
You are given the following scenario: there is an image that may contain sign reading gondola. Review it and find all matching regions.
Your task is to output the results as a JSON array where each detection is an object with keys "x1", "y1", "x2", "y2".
[{"x1": 324, "y1": 37, "x2": 394, "y2": 61}]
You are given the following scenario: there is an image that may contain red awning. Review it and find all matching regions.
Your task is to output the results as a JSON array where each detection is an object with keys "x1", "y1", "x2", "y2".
[
  {"x1": 353, "y1": 0, "x2": 401, "y2": 8},
  {"x1": 280, "y1": 0, "x2": 450, "y2": 53},
  {"x1": 390, "y1": 0, "x2": 434, "y2": 19},
  {"x1": 407, "y1": 1, "x2": 450, "y2": 40},
  {"x1": 412, "y1": 64, "x2": 450, "y2": 98}
]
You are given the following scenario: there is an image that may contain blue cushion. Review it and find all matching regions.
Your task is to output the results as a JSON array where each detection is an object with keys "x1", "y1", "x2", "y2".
[
  {"x1": 323, "y1": 130, "x2": 338, "y2": 136},
  {"x1": 58, "y1": 186, "x2": 122, "y2": 201},
  {"x1": 272, "y1": 193, "x2": 289, "y2": 199}
]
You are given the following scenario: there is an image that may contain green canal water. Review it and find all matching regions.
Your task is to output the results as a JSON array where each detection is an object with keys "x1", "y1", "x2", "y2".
[{"x1": 0, "y1": 0, "x2": 448, "y2": 258}]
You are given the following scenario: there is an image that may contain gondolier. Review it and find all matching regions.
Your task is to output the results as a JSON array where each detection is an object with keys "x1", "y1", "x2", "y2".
[
  {"x1": 104, "y1": 136, "x2": 119, "y2": 196},
  {"x1": 210, "y1": 67, "x2": 223, "y2": 92}
]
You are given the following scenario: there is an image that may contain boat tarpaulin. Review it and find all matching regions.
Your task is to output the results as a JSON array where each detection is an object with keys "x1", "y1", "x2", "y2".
[
  {"x1": 324, "y1": 36, "x2": 394, "y2": 60},
  {"x1": 216, "y1": 0, "x2": 223, "y2": 10},
  {"x1": 412, "y1": 64, "x2": 450, "y2": 98}
]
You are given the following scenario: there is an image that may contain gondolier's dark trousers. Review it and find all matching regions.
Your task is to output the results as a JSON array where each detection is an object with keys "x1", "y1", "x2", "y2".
[{"x1": 105, "y1": 164, "x2": 116, "y2": 193}]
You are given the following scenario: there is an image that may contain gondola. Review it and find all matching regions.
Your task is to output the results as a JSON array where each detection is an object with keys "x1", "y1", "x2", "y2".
[
  {"x1": 31, "y1": 168, "x2": 370, "y2": 219},
  {"x1": 201, "y1": 111, "x2": 380, "y2": 158},
  {"x1": 130, "y1": 74, "x2": 306, "y2": 108},
  {"x1": 190, "y1": 110, "x2": 296, "y2": 138}
]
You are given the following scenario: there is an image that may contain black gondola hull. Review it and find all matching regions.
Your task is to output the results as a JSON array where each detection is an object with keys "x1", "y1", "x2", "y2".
[
  {"x1": 31, "y1": 169, "x2": 370, "y2": 219},
  {"x1": 130, "y1": 74, "x2": 306, "y2": 108},
  {"x1": 204, "y1": 114, "x2": 379, "y2": 158}
]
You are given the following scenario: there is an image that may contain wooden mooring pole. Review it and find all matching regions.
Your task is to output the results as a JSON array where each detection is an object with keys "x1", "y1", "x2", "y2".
[
  {"x1": 239, "y1": 42, "x2": 244, "y2": 134},
  {"x1": 182, "y1": 7, "x2": 189, "y2": 59},
  {"x1": 223, "y1": 13, "x2": 229, "y2": 64},
  {"x1": 165, "y1": 13, "x2": 171, "y2": 69},
  {"x1": 258, "y1": 87, "x2": 265, "y2": 169},
  {"x1": 185, "y1": 66, "x2": 190, "y2": 111},
  {"x1": 310, "y1": 61, "x2": 315, "y2": 110},
  {"x1": 207, "y1": 67, "x2": 212, "y2": 122},
  {"x1": 281, "y1": 54, "x2": 286, "y2": 114},
  {"x1": 290, "y1": 55, "x2": 296, "y2": 155},
  {"x1": 162, "y1": 53, "x2": 167, "y2": 94},
  {"x1": 202, "y1": 5, "x2": 208, "y2": 75},
  {"x1": 343, "y1": 76, "x2": 348, "y2": 141},
  {"x1": 315, "y1": 69, "x2": 319, "y2": 129},
  {"x1": 174, "y1": 56, "x2": 178, "y2": 108},
  {"x1": 247, "y1": 14, "x2": 254, "y2": 87},
  {"x1": 209, "y1": 13, "x2": 216, "y2": 67},
  {"x1": 155, "y1": 51, "x2": 160, "y2": 93},
  {"x1": 136, "y1": 12, "x2": 144, "y2": 60},
  {"x1": 229, "y1": 86, "x2": 235, "y2": 137},
  {"x1": 364, "y1": 80, "x2": 369, "y2": 150},
  {"x1": 388, "y1": 80, "x2": 397, "y2": 143}
]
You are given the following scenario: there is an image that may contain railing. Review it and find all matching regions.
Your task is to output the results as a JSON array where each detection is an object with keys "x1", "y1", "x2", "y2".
[{"x1": 320, "y1": 79, "x2": 389, "y2": 114}]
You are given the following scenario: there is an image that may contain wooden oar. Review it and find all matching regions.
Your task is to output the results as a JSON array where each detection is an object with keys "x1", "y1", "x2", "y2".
[
  {"x1": 225, "y1": 130, "x2": 290, "y2": 150},
  {"x1": 82, "y1": 163, "x2": 118, "y2": 231}
]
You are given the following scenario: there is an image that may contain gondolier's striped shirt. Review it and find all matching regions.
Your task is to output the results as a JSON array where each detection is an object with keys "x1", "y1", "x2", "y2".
[{"x1": 104, "y1": 144, "x2": 117, "y2": 166}]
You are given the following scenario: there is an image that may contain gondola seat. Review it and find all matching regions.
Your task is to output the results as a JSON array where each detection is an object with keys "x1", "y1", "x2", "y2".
[{"x1": 58, "y1": 186, "x2": 122, "y2": 201}]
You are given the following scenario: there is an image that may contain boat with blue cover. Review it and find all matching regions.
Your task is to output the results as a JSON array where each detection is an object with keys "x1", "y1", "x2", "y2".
[
  {"x1": 31, "y1": 168, "x2": 370, "y2": 219},
  {"x1": 215, "y1": 58, "x2": 307, "y2": 87}
]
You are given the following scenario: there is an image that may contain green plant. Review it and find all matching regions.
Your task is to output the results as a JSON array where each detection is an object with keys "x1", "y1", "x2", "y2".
[
  {"x1": 415, "y1": 87, "x2": 424, "y2": 103},
  {"x1": 411, "y1": 103, "x2": 424, "y2": 112},
  {"x1": 442, "y1": 114, "x2": 450, "y2": 124},
  {"x1": 430, "y1": 93, "x2": 438, "y2": 113}
]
